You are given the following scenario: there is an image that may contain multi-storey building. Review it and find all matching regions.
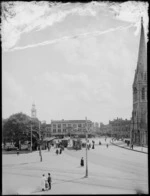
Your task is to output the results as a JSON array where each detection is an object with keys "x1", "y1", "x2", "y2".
[
  {"x1": 93, "y1": 122, "x2": 100, "y2": 132},
  {"x1": 50, "y1": 119, "x2": 93, "y2": 137},
  {"x1": 110, "y1": 118, "x2": 131, "y2": 139},
  {"x1": 41, "y1": 123, "x2": 51, "y2": 138},
  {"x1": 100, "y1": 122, "x2": 112, "y2": 136},
  {"x1": 130, "y1": 17, "x2": 147, "y2": 146}
]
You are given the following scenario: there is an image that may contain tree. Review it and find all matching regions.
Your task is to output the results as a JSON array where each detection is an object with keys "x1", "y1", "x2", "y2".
[{"x1": 3, "y1": 112, "x2": 41, "y2": 149}]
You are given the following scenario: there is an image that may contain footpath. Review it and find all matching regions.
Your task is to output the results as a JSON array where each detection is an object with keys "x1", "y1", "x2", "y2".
[{"x1": 110, "y1": 140, "x2": 148, "y2": 154}]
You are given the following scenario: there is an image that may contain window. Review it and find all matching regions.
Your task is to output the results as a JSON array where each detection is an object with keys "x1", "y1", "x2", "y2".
[
  {"x1": 63, "y1": 129, "x2": 66, "y2": 132},
  {"x1": 53, "y1": 124, "x2": 56, "y2": 128},
  {"x1": 53, "y1": 129, "x2": 56, "y2": 133},
  {"x1": 144, "y1": 72, "x2": 147, "y2": 81},
  {"x1": 78, "y1": 124, "x2": 82, "y2": 127},
  {"x1": 63, "y1": 124, "x2": 66, "y2": 128},
  {"x1": 58, "y1": 129, "x2": 61, "y2": 133},
  {"x1": 142, "y1": 88, "x2": 145, "y2": 100},
  {"x1": 133, "y1": 87, "x2": 137, "y2": 101},
  {"x1": 73, "y1": 124, "x2": 76, "y2": 128},
  {"x1": 82, "y1": 124, "x2": 86, "y2": 128},
  {"x1": 58, "y1": 124, "x2": 61, "y2": 128},
  {"x1": 68, "y1": 124, "x2": 71, "y2": 127}
]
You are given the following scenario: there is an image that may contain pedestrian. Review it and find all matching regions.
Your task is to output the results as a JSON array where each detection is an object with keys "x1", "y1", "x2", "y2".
[
  {"x1": 56, "y1": 149, "x2": 59, "y2": 155},
  {"x1": 132, "y1": 144, "x2": 133, "y2": 149},
  {"x1": 59, "y1": 148, "x2": 62, "y2": 154},
  {"x1": 17, "y1": 148, "x2": 19, "y2": 156},
  {"x1": 48, "y1": 173, "x2": 52, "y2": 190},
  {"x1": 45, "y1": 179, "x2": 49, "y2": 191},
  {"x1": 107, "y1": 144, "x2": 109, "y2": 148},
  {"x1": 41, "y1": 174, "x2": 46, "y2": 191},
  {"x1": 80, "y1": 157, "x2": 84, "y2": 167}
]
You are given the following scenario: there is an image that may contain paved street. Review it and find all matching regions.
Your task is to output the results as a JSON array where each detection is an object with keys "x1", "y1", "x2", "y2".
[{"x1": 2, "y1": 137, "x2": 148, "y2": 194}]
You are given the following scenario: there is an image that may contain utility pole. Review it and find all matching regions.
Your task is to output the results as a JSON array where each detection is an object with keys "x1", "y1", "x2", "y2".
[
  {"x1": 39, "y1": 121, "x2": 42, "y2": 162},
  {"x1": 85, "y1": 117, "x2": 88, "y2": 178},
  {"x1": 31, "y1": 123, "x2": 32, "y2": 152}
]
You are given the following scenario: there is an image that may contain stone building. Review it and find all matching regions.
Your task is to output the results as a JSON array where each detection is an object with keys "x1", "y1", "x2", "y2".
[
  {"x1": 109, "y1": 118, "x2": 131, "y2": 139},
  {"x1": 93, "y1": 122, "x2": 100, "y2": 133},
  {"x1": 130, "y1": 17, "x2": 147, "y2": 146},
  {"x1": 100, "y1": 122, "x2": 112, "y2": 136},
  {"x1": 50, "y1": 119, "x2": 93, "y2": 137},
  {"x1": 44, "y1": 124, "x2": 51, "y2": 138}
]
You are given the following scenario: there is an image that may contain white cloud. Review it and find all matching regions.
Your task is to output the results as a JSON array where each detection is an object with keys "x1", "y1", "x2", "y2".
[
  {"x1": 7, "y1": 23, "x2": 133, "y2": 52},
  {"x1": 2, "y1": 71, "x2": 32, "y2": 117},
  {"x1": 1, "y1": 1, "x2": 148, "y2": 51},
  {"x1": 1, "y1": 1, "x2": 97, "y2": 51},
  {"x1": 109, "y1": 1, "x2": 149, "y2": 39},
  {"x1": 33, "y1": 71, "x2": 117, "y2": 107},
  {"x1": 2, "y1": 71, "x2": 24, "y2": 100}
]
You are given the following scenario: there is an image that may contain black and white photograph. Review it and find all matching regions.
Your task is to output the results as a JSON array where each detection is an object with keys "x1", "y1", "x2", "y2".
[{"x1": 2, "y1": 1, "x2": 148, "y2": 195}]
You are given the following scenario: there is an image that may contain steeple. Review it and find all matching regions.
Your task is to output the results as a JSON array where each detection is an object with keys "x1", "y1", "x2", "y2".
[
  {"x1": 133, "y1": 17, "x2": 147, "y2": 86},
  {"x1": 137, "y1": 17, "x2": 147, "y2": 72}
]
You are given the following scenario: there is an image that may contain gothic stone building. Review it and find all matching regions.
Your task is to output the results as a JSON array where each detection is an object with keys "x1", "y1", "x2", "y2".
[{"x1": 130, "y1": 18, "x2": 147, "y2": 146}]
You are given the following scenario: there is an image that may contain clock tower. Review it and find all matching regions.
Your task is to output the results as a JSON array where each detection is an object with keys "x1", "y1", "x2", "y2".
[{"x1": 31, "y1": 103, "x2": 37, "y2": 118}]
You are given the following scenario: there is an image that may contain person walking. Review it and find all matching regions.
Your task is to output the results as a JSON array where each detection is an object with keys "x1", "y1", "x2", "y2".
[
  {"x1": 17, "y1": 148, "x2": 19, "y2": 156},
  {"x1": 59, "y1": 148, "x2": 62, "y2": 154},
  {"x1": 41, "y1": 174, "x2": 46, "y2": 191},
  {"x1": 131, "y1": 144, "x2": 133, "y2": 149},
  {"x1": 92, "y1": 144, "x2": 95, "y2": 149},
  {"x1": 56, "y1": 149, "x2": 59, "y2": 155},
  {"x1": 48, "y1": 173, "x2": 52, "y2": 190},
  {"x1": 80, "y1": 157, "x2": 84, "y2": 167}
]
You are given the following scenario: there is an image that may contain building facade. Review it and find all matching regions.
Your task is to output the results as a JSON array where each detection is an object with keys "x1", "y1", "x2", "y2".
[
  {"x1": 93, "y1": 122, "x2": 100, "y2": 132},
  {"x1": 110, "y1": 118, "x2": 131, "y2": 139},
  {"x1": 44, "y1": 124, "x2": 51, "y2": 138},
  {"x1": 130, "y1": 18, "x2": 147, "y2": 146},
  {"x1": 50, "y1": 119, "x2": 93, "y2": 137},
  {"x1": 100, "y1": 122, "x2": 112, "y2": 136}
]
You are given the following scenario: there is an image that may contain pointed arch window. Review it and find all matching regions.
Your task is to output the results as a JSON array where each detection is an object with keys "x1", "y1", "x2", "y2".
[
  {"x1": 133, "y1": 87, "x2": 137, "y2": 101},
  {"x1": 144, "y1": 72, "x2": 147, "y2": 81},
  {"x1": 142, "y1": 87, "x2": 145, "y2": 100}
]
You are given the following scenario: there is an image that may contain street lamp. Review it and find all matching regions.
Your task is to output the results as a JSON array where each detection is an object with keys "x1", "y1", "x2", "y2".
[
  {"x1": 85, "y1": 117, "x2": 88, "y2": 178},
  {"x1": 39, "y1": 121, "x2": 42, "y2": 162},
  {"x1": 30, "y1": 120, "x2": 33, "y2": 152}
]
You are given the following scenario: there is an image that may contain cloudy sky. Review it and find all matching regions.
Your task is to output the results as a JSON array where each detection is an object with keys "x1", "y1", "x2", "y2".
[{"x1": 2, "y1": 1, "x2": 148, "y2": 124}]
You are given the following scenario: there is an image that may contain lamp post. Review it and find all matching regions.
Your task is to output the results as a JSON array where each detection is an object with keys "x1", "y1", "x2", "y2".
[
  {"x1": 30, "y1": 122, "x2": 32, "y2": 152},
  {"x1": 85, "y1": 117, "x2": 88, "y2": 178},
  {"x1": 39, "y1": 121, "x2": 42, "y2": 162}
]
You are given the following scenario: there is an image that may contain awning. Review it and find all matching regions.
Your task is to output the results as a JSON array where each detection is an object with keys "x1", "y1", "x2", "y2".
[
  {"x1": 43, "y1": 137, "x2": 56, "y2": 142},
  {"x1": 61, "y1": 137, "x2": 70, "y2": 141}
]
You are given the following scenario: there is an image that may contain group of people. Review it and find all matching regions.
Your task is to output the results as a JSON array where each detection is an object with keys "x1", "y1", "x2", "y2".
[
  {"x1": 41, "y1": 173, "x2": 52, "y2": 191},
  {"x1": 55, "y1": 146, "x2": 64, "y2": 155}
]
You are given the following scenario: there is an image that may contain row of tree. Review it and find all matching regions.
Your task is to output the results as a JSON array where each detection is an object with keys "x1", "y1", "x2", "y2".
[{"x1": 2, "y1": 112, "x2": 46, "y2": 150}]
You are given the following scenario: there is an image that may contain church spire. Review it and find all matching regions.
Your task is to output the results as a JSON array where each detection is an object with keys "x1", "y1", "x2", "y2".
[{"x1": 137, "y1": 16, "x2": 147, "y2": 72}]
